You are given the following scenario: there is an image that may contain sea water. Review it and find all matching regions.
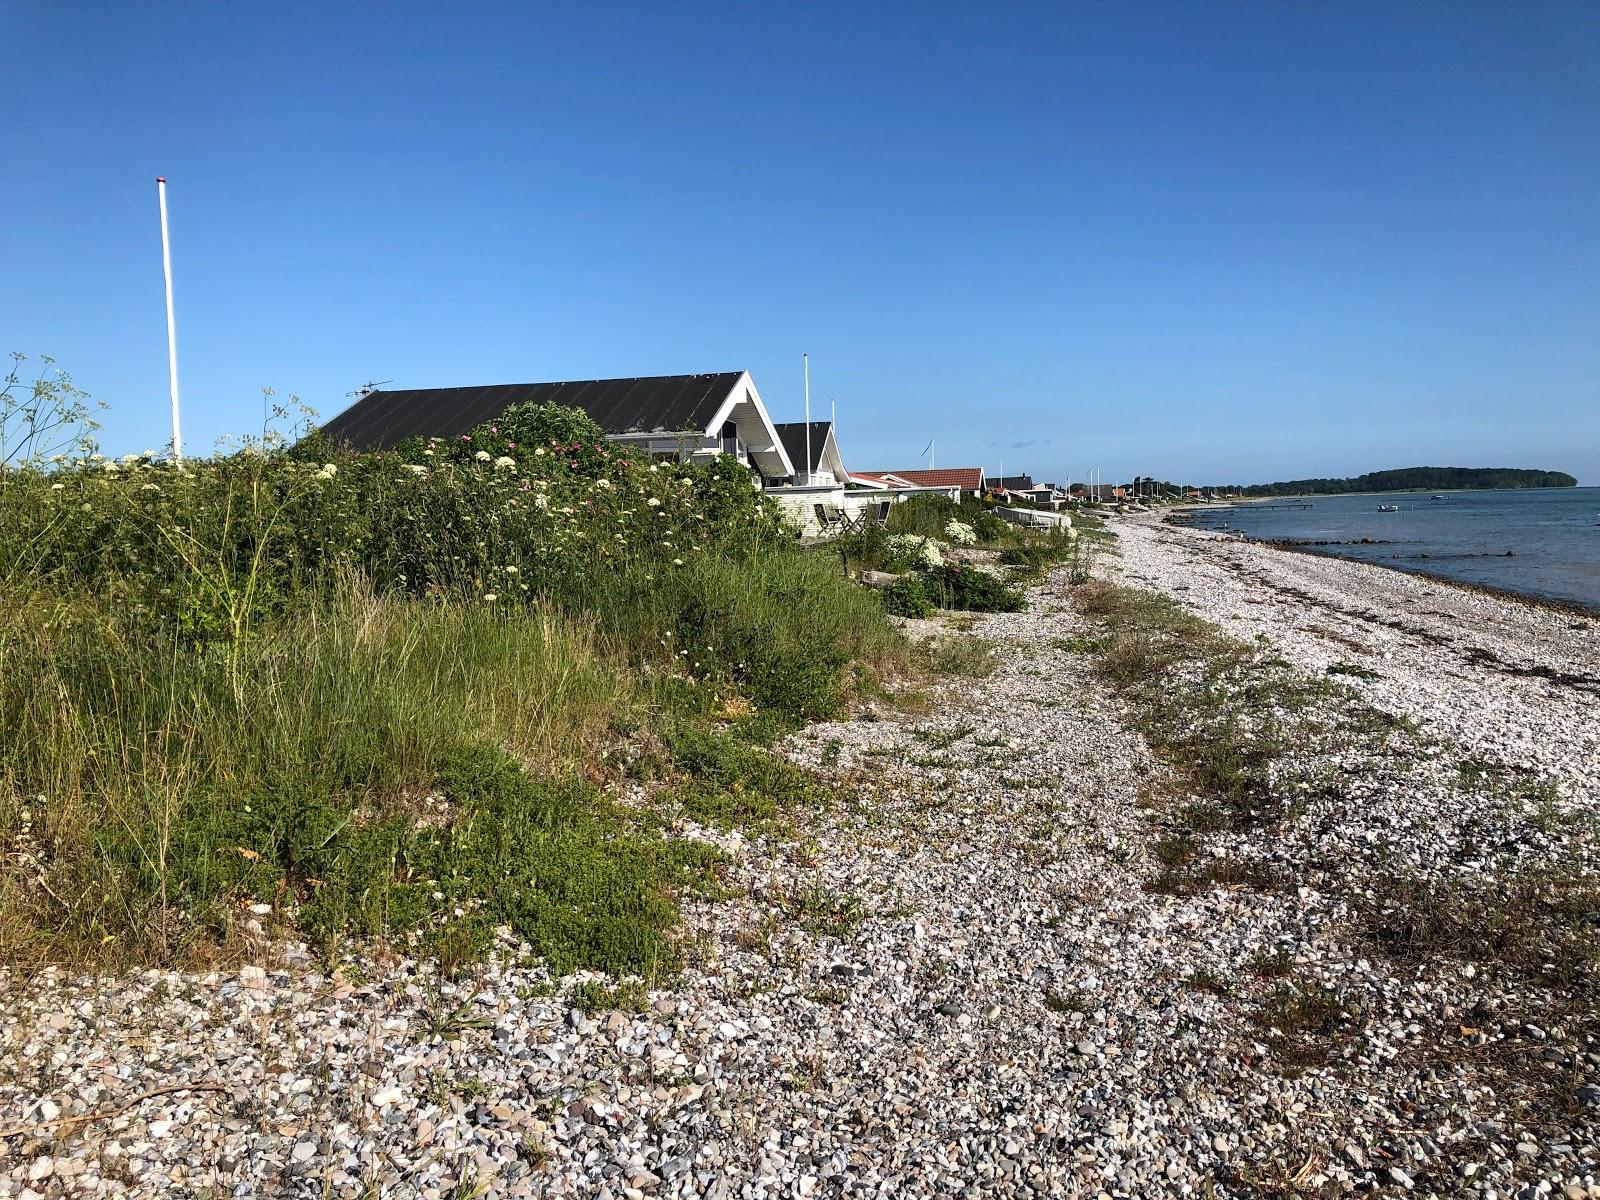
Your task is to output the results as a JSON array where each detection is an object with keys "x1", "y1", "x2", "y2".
[{"x1": 1183, "y1": 487, "x2": 1600, "y2": 612}]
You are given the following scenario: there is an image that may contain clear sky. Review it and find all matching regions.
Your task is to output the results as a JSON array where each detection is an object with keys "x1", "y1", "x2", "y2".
[{"x1": 4, "y1": 1, "x2": 1597, "y2": 485}]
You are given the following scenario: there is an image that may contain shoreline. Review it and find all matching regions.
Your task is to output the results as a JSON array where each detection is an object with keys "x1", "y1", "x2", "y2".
[
  {"x1": 1160, "y1": 506, "x2": 1600, "y2": 618},
  {"x1": 1122, "y1": 514, "x2": 1600, "y2": 776}
]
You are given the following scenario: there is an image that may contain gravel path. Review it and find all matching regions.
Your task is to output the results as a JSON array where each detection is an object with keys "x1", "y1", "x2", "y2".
[{"x1": 4, "y1": 527, "x2": 1598, "y2": 1199}]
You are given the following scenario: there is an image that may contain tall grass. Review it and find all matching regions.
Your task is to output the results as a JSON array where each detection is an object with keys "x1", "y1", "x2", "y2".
[
  {"x1": 0, "y1": 397, "x2": 922, "y2": 972},
  {"x1": 580, "y1": 546, "x2": 905, "y2": 721},
  {"x1": 0, "y1": 578, "x2": 638, "y2": 966}
]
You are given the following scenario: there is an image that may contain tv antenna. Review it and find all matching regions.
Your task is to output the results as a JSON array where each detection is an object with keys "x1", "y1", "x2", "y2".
[{"x1": 347, "y1": 379, "x2": 393, "y2": 398}]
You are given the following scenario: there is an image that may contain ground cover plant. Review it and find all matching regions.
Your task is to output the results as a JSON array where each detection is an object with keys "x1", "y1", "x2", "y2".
[
  {"x1": 838, "y1": 494, "x2": 1077, "y2": 613},
  {"x1": 0, "y1": 366, "x2": 911, "y2": 975}
]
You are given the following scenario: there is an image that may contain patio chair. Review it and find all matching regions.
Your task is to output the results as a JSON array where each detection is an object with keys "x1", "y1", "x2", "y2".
[{"x1": 813, "y1": 503, "x2": 846, "y2": 535}]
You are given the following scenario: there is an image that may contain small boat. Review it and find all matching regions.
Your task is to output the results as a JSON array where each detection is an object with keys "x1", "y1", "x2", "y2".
[{"x1": 1377, "y1": 504, "x2": 1400, "y2": 513}]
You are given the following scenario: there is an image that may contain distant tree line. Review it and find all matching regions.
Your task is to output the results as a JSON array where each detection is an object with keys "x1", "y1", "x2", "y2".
[{"x1": 1141, "y1": 467, "x2": 1575, "y2": 497}]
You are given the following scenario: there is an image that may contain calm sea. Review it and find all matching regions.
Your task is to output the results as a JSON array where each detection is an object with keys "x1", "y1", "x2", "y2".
[{"x1": 1182, "y1": 487, "x2": 1600, "y2": 612}]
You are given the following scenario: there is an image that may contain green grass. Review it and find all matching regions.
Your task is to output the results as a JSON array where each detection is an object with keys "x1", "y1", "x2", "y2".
[
  {"x1": 568, "y1": 978, "x2": 649, "y2": 1013},
  {"x1": 0, "y1": 581, "x2": 739, "y2": 976},
  {"x1": 916, "y1": 632, "x2": 998, "y2": 677},
  {"x1": 586, "y1": 545, "x2": 906, "y2": 724},
  {"x1": 783, "y1": 885, "x2": 868, "y2": 939}
]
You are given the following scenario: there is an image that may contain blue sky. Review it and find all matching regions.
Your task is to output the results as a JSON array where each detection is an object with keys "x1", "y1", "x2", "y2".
[{"x1": 5, "y1": 1, "x2": 1597, "y2": 484}]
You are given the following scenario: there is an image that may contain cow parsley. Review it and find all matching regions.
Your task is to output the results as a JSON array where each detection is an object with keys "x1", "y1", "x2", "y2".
[{"x1": 944, "y1": 520, "x2": 977, "y2": 545}]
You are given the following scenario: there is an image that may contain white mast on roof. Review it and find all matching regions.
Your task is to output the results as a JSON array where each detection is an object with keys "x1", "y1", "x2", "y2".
[
  {"x1": 156, "y1": 177, "x2": 183, "y2": 461},
  {"x1": 830, "y1": 398, "x2": 836, "y2": 483},
  {"x1": 803, "y1": 353, "x2": 811, "y2": 485}
]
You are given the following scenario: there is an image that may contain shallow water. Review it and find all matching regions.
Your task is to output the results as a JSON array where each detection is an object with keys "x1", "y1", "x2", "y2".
[{"x1": 1183, "y1": 487, "x2": 1600, "y2": 611}]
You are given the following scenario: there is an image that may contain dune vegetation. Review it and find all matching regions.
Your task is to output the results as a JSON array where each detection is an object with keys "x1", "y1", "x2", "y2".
[{"x1": 0, "y1": 363, "x2": 915, "y2": 977}]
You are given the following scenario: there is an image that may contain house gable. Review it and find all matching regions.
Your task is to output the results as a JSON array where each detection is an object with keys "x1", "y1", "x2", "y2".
[
  {"x1": 322, "y1": 372, "x2": 746, "y2": 450},
  {"x1": 773, "y1": 421, "x2": 848, "y2": 484}
]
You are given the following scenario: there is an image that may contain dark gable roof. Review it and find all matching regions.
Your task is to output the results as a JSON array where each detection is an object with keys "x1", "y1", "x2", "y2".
[
  {"x1": 772, "y1": 421, "x2": 831, "y2": 475},
  {"x1": 319, "y1": 372, "x2": 745, "y2": 450},
  {"x1": 984, "y1": 474, "x2": 1035, "y2": 491}
]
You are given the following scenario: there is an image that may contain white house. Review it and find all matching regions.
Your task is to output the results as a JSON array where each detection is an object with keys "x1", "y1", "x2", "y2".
[
  {"x1": 319, "y1": 371, "x2": 797, "y2": 483},
  {"x1": 319, "y1": 371, "x2": 934, "y2": 538}
]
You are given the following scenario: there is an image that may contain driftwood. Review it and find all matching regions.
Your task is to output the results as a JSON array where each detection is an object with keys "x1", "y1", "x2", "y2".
[
  {"x1": 856, "y1": 570, "x2": 901, "y2": 590},
  {"x1": 0, "y1": 1081, "x2": 229, "y2": 1141}
]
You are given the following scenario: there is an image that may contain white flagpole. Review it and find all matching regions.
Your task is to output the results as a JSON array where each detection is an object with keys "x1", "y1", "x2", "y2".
[
  {"x1": 802, "y1": 353, "x2": 811, "y2": 485},
  {"x1": 157, "y1": 177, "x2": 183, "y2": 461}
]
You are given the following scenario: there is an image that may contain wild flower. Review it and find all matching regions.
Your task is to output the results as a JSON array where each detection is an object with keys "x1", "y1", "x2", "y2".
[
  {"x1": 473, "y1": 450, "x2": 492, "y2": 462},
  {"x1": 944, "y1": 519, "x2": 977, "y2": 545},
  {"x1": 493, "y1": 456, "x2": 516, "y2": 471},
  {"x1": 317, "y1": 463, "x2": 338, "y2": 479},
  {"x1": 646, "y1": 497, "x2": 661, "y2": 507},
  {"x1": 405, "y1": 464, "x2": 427, "y2": 475},
  {"x1": 482, "y1": 593, "x2": 498, "y2": 602},
  {"x1": 885, "y1": 533, "x2": 943, "y2": 569},
  {"x1": 595, "y1": 478, "x2": 612, "y2": 489}
]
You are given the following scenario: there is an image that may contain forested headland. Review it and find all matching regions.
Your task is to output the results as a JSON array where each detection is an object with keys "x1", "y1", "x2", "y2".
[{"x1": 1202, "y1": 466, "x2": 1577, "y2": 497}]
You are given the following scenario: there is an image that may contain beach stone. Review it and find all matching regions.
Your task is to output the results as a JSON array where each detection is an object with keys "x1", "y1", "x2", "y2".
[{"x1": 8, "y1": 514, "x2": 1599, "y2": 1199}]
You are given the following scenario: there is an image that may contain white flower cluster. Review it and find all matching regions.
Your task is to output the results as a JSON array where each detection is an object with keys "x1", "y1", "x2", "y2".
[
  {"x1": 944, "y1": 519, "x2": 977, "y2": 545},
  {"x1": 885, "y1": 533, "x2": 942, "y2": 569}
]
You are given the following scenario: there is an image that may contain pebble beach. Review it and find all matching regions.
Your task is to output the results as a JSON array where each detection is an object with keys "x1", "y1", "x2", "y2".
[{"x1": 5, "y1": 517, "x2": 1598, "y2": 1200}]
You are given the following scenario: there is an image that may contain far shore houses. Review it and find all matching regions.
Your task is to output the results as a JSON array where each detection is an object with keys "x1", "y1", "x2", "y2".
[{"x1": 319, "y1": 369, "x2": 1104, "y2": 535}]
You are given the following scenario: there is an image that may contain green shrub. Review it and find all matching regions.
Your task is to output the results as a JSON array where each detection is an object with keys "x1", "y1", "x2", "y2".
[
  {"x1": 919, "y1": 564, "x2": 1026, "y2": 613},
  {"x1": 881, "y1": 576, "x2": 933, "y2": 618},
  {"x1": 886, "y1": 494, "x2": 1007, "y2": 543}
]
